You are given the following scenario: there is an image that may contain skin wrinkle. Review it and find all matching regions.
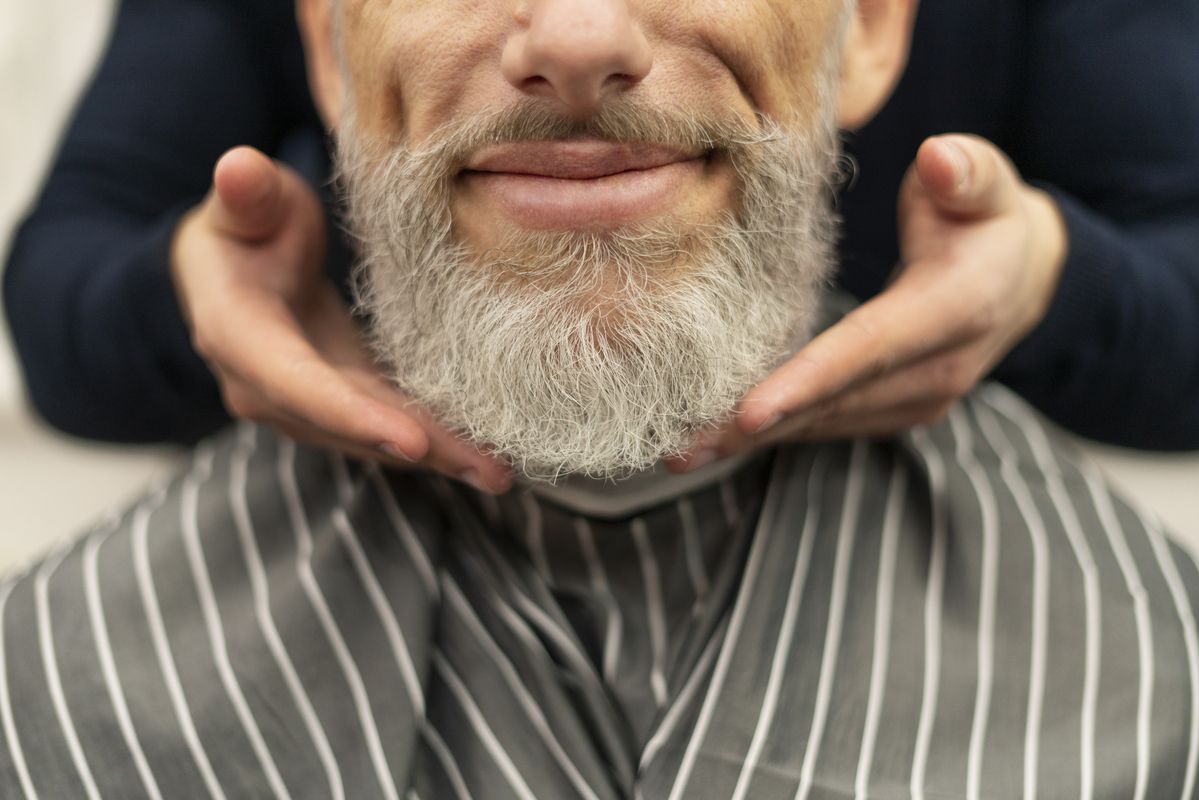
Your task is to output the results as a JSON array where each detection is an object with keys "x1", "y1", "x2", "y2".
[{"x1": 331, "y1": 0, "x2": 851, "y2": 139}]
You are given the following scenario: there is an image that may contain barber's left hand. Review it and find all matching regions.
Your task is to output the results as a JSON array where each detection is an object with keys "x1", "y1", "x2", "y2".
[{"x1": 669, "y1": 134, "x2": 1068, "y2": 470}]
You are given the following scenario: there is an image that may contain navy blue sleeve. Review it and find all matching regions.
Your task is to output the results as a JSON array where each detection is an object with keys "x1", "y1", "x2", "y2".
[
  {"x1": 2, "y1": 0, "x2": 319, "y2": 443},
  {"x1": 992, "y1": 0, "x2": 1199, "y2": 449}
]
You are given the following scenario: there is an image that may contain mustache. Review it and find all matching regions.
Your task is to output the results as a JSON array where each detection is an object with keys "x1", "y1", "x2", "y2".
[
  {"x1": 340, "y1": 97, "x2": 779, "y2": 181},
  {"x1": 333, "y1": 99, "x2": 793, "y2": 237}
]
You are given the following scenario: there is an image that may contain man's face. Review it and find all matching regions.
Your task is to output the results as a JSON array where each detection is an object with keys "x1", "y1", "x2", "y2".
[
  {"x1": 326, "y1": 0, "x2": 853, "y2": 479},
  {"x1": 338, "y1": 0, "x2": 847, "y2": 245}
]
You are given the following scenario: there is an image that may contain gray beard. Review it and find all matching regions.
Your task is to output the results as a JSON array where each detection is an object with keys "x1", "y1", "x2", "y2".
[{"x1": 337, "y1": 102, "x2": 840, "y2": 480}]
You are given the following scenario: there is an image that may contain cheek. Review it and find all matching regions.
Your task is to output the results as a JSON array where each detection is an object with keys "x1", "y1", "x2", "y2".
[
  {"x1": 663, "y1": 0, "x2": 840, "y2": 125},
  {"x1": 344, "y1": 0, "x2": 512, "y2": 139},
  {"x1": 342, "y1": 0, "x2": 842, "y2": 139}
]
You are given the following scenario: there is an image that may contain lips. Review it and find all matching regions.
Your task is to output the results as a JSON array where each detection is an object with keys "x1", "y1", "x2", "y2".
[
  {"x1": 465, "y1": 140, "x2": 703, "y2": 178},
  {"x1": 459, "y1": 140, "x2": 708, "y2": 229}
]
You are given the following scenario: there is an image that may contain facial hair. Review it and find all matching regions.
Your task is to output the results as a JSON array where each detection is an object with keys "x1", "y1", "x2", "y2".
[{"x1": 336, "y1": 99, "x2": 841, "y2": 481}]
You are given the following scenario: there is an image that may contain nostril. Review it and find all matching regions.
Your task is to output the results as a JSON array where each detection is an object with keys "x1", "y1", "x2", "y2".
[
  {"x1": 500, "y1": 6, "x2": 654, "y2": 111},
  {"x1": 522, "y1": 76, "x2": 552, "y2": 91}
]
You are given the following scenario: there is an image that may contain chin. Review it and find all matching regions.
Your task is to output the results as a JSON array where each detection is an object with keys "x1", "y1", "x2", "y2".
[
  {"x1": 365, "y1": 226, "x2": 830, "y2": 480},
  {"x1": 336, "y1": 104, "x2": 842, "y2": 479}
]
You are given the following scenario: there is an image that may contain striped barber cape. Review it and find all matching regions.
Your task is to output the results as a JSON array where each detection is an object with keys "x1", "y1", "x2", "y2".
[{"x1": 0, "y1": 383, "x2": 1196, "y2": 799}]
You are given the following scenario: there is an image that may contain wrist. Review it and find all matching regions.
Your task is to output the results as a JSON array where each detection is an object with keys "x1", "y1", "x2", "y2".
[
  {"x1": 168, "y1": 205, "x2": 207, "y2": 330},
  {"x1": 1019, "y1": 186, "x2": 1069, "y2": 335}
]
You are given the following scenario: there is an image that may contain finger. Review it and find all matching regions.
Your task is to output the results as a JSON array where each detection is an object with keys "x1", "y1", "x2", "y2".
[
  {"x1": 776, "y1": 399, "x2": 955, "y2": 442},
  {"x1": 206, "y1": 281, "x2": 512, "y2": 488},
  {"x1": 662, "y1": 420, "x2": 751, "y2": 473},
  {"x1": 270, "y1": 418, "x2": 420, "y2": 471},
  {"x1": 672, "y1": 392, "x2": 957, "y2": 472},
  {"x1": 216, "y1": 371, "x2": 423, "y2": 468},
  {"x1": 274, "y1": 414, "x2": 512, "y2": 490},
  {"x1": 208, "y1": 146, "x2": 290, "y2": 242},
  {"x1": 737, "y1": 287, "x2": 979, "y2": 434},
  {"x1": 915, "y1": 134, "x2": 1021, "y2": 220},
  {"x1": 217, "y1": 309, "x2": 514, "y2": 493},
  {"x1": 209, "y1": 297, "x2": 431, "y2": 462},
  {"x1": 784, "y1": 345, "x2": 987, "y2": 429},
  {"x1": 320, "y1": 351, "x2": 515, "y2": 493},
  {"x1": 402, "y1": 403, "x2": 516, "y2": 494},
  {"x1": 268, "y1": 396, "x2": 513, "y2": 494}
]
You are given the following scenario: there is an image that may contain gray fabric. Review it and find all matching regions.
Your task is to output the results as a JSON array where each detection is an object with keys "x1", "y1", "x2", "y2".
[{"x1": 0, "y1": 384, "x2": 1196, "y2": 799}]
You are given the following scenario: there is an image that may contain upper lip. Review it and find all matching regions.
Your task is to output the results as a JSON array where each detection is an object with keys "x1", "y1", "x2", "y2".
[{"x1": 463, "y1": 140, "x2": 704, "y2": 180}]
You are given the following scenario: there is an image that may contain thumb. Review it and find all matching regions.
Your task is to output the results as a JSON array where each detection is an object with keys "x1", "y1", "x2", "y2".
[
  {"x1": 208, "y1": 146, "x2": 290, "y2": 242},
  {"x1": 914, "y1": 134, "x2": 1021, "y2": 220}
]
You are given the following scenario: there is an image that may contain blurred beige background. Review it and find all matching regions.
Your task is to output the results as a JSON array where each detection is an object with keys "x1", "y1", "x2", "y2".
[
  {"x1": 0, "y1": 0, "x2": 1196, "y2": 570},
  {"x1": 0, "y1": 0, "x2": 182, "y2": 570}
]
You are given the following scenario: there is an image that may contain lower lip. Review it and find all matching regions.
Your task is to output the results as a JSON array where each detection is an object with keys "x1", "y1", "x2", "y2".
[{"x1": 460, "y1": 158, "x2": 707, "y2": 230}]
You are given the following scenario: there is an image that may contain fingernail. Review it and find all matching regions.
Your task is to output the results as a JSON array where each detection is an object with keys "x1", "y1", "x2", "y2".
[
  {"x1": 459, "y1": 469, "x2": 492, "y2": 495},
  {"x1": 755, "y1": 412, "x2": 784, "y2": 434},
  {"x1": 943, "y1": 140, "x2": 971, "y2": 193},
  {"x1": 492, "y1": 472, "x2": 515, "y2": 495},
  {"x1": 662, "y1": 458, "x2": 691, "y2": 474},
  {"x1": 378, "y1": 443, "x2": 414, "y2": 462},
  {"x1": 685, "y1": 449, "x2": 719, "y2": 473}
]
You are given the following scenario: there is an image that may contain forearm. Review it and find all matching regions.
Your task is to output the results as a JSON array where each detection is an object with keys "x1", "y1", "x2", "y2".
[{"x1": 4, "y1": 209, "x2": 228, "y2": 442}]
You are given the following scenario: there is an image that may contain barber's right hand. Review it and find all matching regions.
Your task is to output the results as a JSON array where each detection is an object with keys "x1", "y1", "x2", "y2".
[{"x1": 171, "y1": 146, "x2": 514, "y2": 494}]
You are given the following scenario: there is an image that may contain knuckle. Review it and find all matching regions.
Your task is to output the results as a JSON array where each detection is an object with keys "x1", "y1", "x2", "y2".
[
  {"x1": 257, "y1": 382, "x2": 288, "y2": 413},
  {"x1": 818, "y1": 393, "x2": 852, "y2": 421},
  {"x1": 865, "y1": 356, "x2": 892, "y2": 383},
  {"x1": 840, "y1": 317, "x2": 895, "y2": 380},
  {"x1": 222, "y1": 387, "x2": 265, "y2": 422},
  {"x1": 948, "y1": 375, "x2": 975, "y2": 398},
  {"x1": 941, "y1": 284, "x2": 999, "y2": 340},
  {"x1": 933, "y1": 356, "x2": 978, "y2": 398},
  {"x1": 784, "y1": 349, "x2": 834, "y2": 390},
  {"x1": 843, "y1": 313, "x2": 882, "y2": 348},
  {"x1": 974, "y1": 294, "x2": 1003, "y2": 336},
  {"x1": 916, "y1": 401, "x2": 955, "y2": 427},
  {"x1": 190, "y1": 328, "x2": 218, "y2": 361},
  {"x1": 257, "y1": 369, "x2": 313, "y2": 416},
  {"x1": 956, "y1": 305, "x2": 993, "y2": 340}
]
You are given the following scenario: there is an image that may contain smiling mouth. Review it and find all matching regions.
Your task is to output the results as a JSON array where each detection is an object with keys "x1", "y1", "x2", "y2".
[{"x1": 459, "y1": 139, "x2": 712, "y2": 229}]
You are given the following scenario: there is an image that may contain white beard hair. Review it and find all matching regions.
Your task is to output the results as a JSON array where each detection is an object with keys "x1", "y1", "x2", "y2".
[{"x1": 337, "y1": 104, "x2": 841, "y2": 481}]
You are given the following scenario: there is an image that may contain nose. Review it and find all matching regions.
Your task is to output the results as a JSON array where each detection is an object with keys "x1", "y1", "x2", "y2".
[{"x1": 501, "y1": 0, "x2": 653, "y2": 116}]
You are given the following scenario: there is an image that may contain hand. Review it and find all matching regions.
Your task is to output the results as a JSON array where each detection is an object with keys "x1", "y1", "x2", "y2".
[
  {"x1": 669, "y1": 134, "x2": 1068, "y2": 469},
  {"x1": 171, "y1": 146, "x2": 513, "y2": 493}
]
